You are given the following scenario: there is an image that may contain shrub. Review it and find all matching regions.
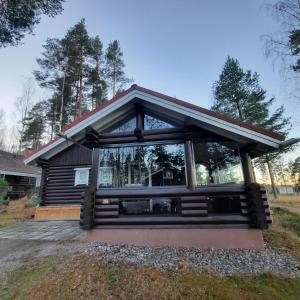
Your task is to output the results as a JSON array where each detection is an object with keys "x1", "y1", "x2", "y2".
[
  {"x1": 0, "y1": 177, "x2": 8, "y2": 206},
  {"x1": 31, "y1": 194, "x2": 41, "y2": 206}
]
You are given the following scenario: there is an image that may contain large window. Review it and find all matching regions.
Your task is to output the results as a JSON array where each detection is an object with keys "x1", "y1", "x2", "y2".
[
  {"x1": 119, "y1": 197, "x2": 180, "y2": 216},
  {"x1": 193, "y1": 141, "x2": 243, "y2": 186},
  {"x1": 98, "y1": 143, "x2": 186, "y2": 188}
]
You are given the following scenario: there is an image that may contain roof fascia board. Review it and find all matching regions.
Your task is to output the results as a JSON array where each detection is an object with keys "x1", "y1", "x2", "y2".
[
  {"x1": 24, "y1": 91, "x2": 136, "y2": 164},
  {"x1": 134, "y1": 90, "x2": 281, "y2": 148},
  {"x1": 64, "y1": 90, "x2": 136, "y2": 137},
  {"x1": 25, "y1": 88, "x2": 282, "y2": 164},
  {"x1": 0, "y1": 170, "x2": 41, "y2": 178}
]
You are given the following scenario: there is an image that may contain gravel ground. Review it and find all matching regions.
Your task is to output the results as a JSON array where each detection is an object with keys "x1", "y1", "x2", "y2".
[
  {"x1": 1, "y1": 238, "x2": 300, "y2": 281},
  {"x1": 85, "y1": 243, "x2": 300, "y2": 277}
]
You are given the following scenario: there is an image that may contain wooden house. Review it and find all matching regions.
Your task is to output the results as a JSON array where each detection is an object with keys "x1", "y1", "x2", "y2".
[
  {"x1": 0, "y1": 150, "x2": 41, "y2": 199},
  {"x1": 24, "y1": 85, "x2": 293, "y2": 248}
]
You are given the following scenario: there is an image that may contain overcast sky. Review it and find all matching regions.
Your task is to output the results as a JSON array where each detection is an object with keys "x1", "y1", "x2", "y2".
[{"x1": 0, "y1": 0, "x2": 299, "y2": 157}]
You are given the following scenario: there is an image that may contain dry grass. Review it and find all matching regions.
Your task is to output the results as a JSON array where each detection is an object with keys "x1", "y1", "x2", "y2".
[
  {"x1": 263, "y1": 207, "x2": 300, "y2": 261},
  {"x1": 1, "y1": 254, "x2": 300, "y2": 300},
  {"x1": 0, "y1": 208, "x2": 35, "y2": 228},
  {"x1": 269, "y1": 195, "x2": 300, "y2": 204}
]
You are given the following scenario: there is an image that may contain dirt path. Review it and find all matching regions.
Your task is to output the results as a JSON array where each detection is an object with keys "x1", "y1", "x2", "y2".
[{"x1": 0, "y1": 239, "x2": 85, "y2": 283}]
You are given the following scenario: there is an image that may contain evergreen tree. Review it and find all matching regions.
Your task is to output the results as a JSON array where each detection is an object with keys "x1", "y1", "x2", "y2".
[
  {"x1": 88, "y1": 36, "x2": 107, "y2": 108},
  {"x1": 22, "y1": 101, "x2": 46, "y2": 150},
  {"x1": 212, "y1": 57, "x2": 292, "y2": 197},
  {"x1": 0, "y1": 0, "x2": 64, "y2": 47},
  {"x1": 105, "y1": 40, "x2": 132, "y2": 97},
  {"x1": 61, "y1": 19, "x2": 92, "y2": 117}
]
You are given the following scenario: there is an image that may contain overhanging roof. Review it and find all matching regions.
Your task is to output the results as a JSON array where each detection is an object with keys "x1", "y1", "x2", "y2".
[{"x1": 24, "y1": 84, "x2": 285, "y2": 165}]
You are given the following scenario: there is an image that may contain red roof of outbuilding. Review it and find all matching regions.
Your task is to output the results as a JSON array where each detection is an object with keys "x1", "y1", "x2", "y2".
[{"x1": 24, "y1": 84, "x2": 285, "y2": 161}]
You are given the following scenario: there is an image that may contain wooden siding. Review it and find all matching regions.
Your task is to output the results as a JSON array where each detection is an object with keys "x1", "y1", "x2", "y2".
[{"x1": 42, "y1": 145, "x2": 92, "y2": 206}]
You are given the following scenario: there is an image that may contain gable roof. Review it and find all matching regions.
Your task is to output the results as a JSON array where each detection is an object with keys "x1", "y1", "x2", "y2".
[
  {"x1": 24, "y1": 84, "x2": 285, "y2": 164},
  {"x1": 0, "y1": 150, "x2": 41, "y2": 177}
]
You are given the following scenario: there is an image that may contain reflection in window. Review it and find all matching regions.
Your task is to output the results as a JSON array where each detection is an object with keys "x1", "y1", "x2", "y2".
[
  {"x1": 193, "y1": 142, "x2": 243, "y2": 186},
  {"x1": 98, "y1": 144, "x2": 186, "y2": 188},
  {"x1": 110, "y1": 117, "x2": 136, "y2": 133},
  {"x1": 144, "y1": 114, "x2": 174, "y2": 130},
  {"x1": 119, "y1": 198, "x2": 180, "y2": 215},
  {"x1": 207, "y1": 196, "x2": 241, "y2": 214}
]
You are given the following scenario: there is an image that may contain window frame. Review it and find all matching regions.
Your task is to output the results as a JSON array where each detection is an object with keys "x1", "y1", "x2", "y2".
[
  {"x1": 97, "y1": 140, "x2": 187, "y2": 190},
  {"x1": 74, "y1": 167, "x2": 90, "y2": 186}
]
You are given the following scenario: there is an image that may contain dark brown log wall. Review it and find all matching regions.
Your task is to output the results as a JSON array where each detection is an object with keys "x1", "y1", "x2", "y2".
[{"x1": 42, "y1": 145, "x2": 92, "y2": 206}]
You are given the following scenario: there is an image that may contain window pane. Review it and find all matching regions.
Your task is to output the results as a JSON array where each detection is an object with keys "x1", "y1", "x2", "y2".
[
  {"x1": 144, "y1": 114, "x2": 174, "y2": 130},
  {"x1": 98, "y1": 144, "x2": 186, "y2": 188},
  {"x1": 110, "y1": 117, "x2": 136, "y2": 133},
  {"x1": 193, "y1": 142, "x2": 244, "y2": 185},
  {"x1": 119, "y1": 197, "x2": 180, "y2": 215}
]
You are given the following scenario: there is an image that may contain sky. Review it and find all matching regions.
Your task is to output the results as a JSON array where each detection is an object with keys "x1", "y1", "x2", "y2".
[{"x1": 0, "y1": 0, "x2": 299, "y2": 158}]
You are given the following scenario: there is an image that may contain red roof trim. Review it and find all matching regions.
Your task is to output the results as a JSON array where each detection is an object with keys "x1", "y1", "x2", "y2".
[
  {"x1": 133, "y1": 85, "x2": 285, "y2": 141},
  {"x1": 24, "y1": 84, "x2": 284, "y2": 161}
]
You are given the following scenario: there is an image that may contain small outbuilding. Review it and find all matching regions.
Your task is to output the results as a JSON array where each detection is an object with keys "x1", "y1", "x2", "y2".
[
  {"x1": 24, "y1": 85, "x2": 291, "y2": 248},
  {"x1": 0, "y1": 150, "x2": 41, "y2": 199}
]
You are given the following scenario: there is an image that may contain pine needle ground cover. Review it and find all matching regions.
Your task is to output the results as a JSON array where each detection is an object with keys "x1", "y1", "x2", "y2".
[
  {"x1": 1, "y1": 254, "x2": 300, "y2": 300},
  {"x1": 1, "y1": 208, "x2": 300, "y2": 299}
]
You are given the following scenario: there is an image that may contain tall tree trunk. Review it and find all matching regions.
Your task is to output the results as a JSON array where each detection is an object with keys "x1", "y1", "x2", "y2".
[
  {"x1": 59, "y1": 69, "x2": 66, "y2": 132},
  {"x1": 112, "y1": 62, "x2": 116, "y2": 97},
  {"x1": 236, "y1": 100, "x2": 244, "y2": 121},
  {"x1": 266, "y1": 157, "x2": 277, "y2": 198}
]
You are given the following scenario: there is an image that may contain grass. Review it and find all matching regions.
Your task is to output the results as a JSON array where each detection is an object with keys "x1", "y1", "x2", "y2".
[
  {"x1": 0, "y1": 257, "x2": 60, "y2": 300},
  {"x1": 1, "y1": 254, "x2": 300, "y2": 300},
  {"x1": 1, "y1": 200, "x2": 300, "y2": 299},
  {"x1": 0, "y1": 209, "x2": 34, "y2": 229},
  {"x1": 263, "y1": 207, "x2": 300, "y2": 261}
]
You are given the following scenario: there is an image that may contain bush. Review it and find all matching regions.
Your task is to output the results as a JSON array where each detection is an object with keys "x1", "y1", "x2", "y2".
[
  {"x1": 0, "y1": 177, "x2": 8, "y2": 207},
  {"x1": 31, "y1": 194, "x2": 41, "y2": 206},
  {"x1": 0, "y1": 196, "x2": 9, "y2": 207}
]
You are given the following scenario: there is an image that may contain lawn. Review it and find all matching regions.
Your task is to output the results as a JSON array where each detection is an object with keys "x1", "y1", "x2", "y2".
[
  {"x1": 1, "y1": 203, "x2": 300, "y2": 299},
  {"x1": 1, "y1": 254, "x2": 300, "y2": 300}
]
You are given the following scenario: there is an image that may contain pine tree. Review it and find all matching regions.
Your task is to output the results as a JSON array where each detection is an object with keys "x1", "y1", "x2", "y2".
[
  {"x1": 88, "y1": 36, "x2": 107, "y2": 108},
  {"x1": 62, "y1": 19, "x2": 92, "y2": 117},
  {"x1": 22, "y1": 102, "x2": 47, "y2": 150},
  {"x1": 105, "y1": 40, "x2": 132, "y2": 97},
  {"x1": 212, "y1": 57, "x2": 292, "y2": 197},
  {"x1": 0, "y1": 0, "x2": 64, "y2": 47}
]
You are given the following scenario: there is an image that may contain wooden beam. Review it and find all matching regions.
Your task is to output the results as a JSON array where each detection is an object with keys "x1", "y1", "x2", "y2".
[
  {"x1": 135, "y1": 104, "x2": 144, "y2": 130},
  {"x1": 185, "y1": 139, "x2": 196, "y2": 190},
  {"x1": 240, "y1": 151, "x2": 254, "y2": 185},
  {"x1": 96, "y1": 184, "x2": 246, "y2": 198}
]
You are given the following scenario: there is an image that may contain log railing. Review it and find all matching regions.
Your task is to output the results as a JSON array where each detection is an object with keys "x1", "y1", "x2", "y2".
[{"x1": 80, "y1": 184, "x2": 271, "y2": 229}]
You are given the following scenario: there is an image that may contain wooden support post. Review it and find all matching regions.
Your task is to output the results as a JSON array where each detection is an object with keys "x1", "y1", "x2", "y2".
[
  {"x1": 37, "y1": 159, "x2": 49, "y2": 206},
  {"x1": 184, "y1": 139, "x2": 196, "y2": 190},
  {"x1": 247, "y1": 183, "x2": 269, "y2": 229},
  {"x1": 240, "y1": 151, "x2": 254, "y2": 185},
  {"x1": 81, "y1": 148, "x2": 100, "y2": 230},
  {"x1": 136, "y1": 105, "x2": 144, "y2": 130}
]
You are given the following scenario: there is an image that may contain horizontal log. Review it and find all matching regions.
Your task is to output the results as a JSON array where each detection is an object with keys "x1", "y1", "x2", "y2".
[
  {"x1": 49, "y1": 165, "x2": 91, "y2": 170},
  {"x1": 94, "y1": 211, "x2": 119, "y2": 218},
  {"x1": 94, "y1": 215, "x2": 250, "y2": 225},
  {"x1": 181, "y1": 203, "x2": 207, "y2": 208},
  {"x1": 181, "y1": 210, "x2": 208, "y2": 217},
  {"x1": 94, "y1": 204, "x2": 119, "y2": 211},
  {"x1": 45, "y1": 195, "x2": 82, "y2": 200},
  {"x1": 96, "y1": 185, "x2": 246, "y2": 198},
  {"x1": 44, "y1": 200, "x2": 81, "y2": 205}
]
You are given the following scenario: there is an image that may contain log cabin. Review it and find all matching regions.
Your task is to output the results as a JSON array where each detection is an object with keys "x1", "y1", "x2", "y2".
[{"x1": 24, "y1": 84, "x2": 294, "y2": 248}]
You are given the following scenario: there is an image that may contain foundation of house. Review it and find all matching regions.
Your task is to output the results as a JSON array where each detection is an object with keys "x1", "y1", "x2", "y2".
[
  {"x1": 35, "y1": 205, "x2": 80, "y2": 220},
  {"x1": 86, "y1": 228, "x2": 264, "y2": 249}
]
